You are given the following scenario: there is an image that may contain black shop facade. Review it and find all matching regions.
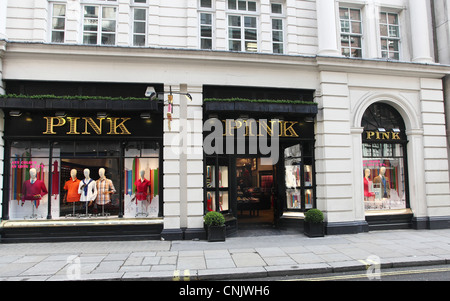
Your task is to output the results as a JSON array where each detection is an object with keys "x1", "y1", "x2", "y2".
[
  {"x1": 202, "y1": 86, "x2": 318, "y2": 235},
  {"x1": 0, "y1": 81, "x2": 164, "y2": 243}
]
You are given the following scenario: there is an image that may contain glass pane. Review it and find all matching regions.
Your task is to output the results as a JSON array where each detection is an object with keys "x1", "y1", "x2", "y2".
[
  {"x1": 273, "y1": 43, "x2": 283, "y2": 54},
  {"x1": 201, "y1": 13, "x2": 212, "y2": 25},
  {"x1": 286, "y1": 189, "x2": 301, "y2": 209},
  {"x1": 229, "y1": 15, "x2": 241, "y2": 27},
  {"x1": 229, "y1": 40, "x2": 241, "y2": 51},
  {"x1": 380, "y1": 24, "x2": 388, "y2": 36},
  {"x1": 245, "y1": 41, "x2": 257, "y2": 51},
  {"x1": 271, "y1": 3, "x2": 282, "y2": 14},
  {"x1": 54, "y1": 4, "x2": 66, "y2": 17},
  {"x1": 389, "y1": 25, "x2": 399, "y2": 38},
  {"x1": 133, "y1": 35, "x2": 145, "y2": 46},
  {"x1": 200, "y1": 0, "x2": 212, "y2": 8},
  {"x1": 206, "y1": 165, "x2": 215, "y2": 188},
  {"x1": 219, "y1": 191, "x2": 229, "y2": 211},
  {"x1": 340, "y1": 8, "x2": 349, "y2": 19},
  {"x1": 9, "y1": 149, "x2": 53, "y2": 220},
  {"x1": 272, "y1": 31, "x2": 283, "y2": 42},
  {"x1": 229, "y1": 28, "x2": 241, "y2": 39},
  {"x1": 84, "y1": 19, "x2": 98, "y2": 31},
  {"x1": 84, "y1": 6, "x2": 98, "y2": 18},
  {"x1": 102, "y1": 20, "x2": 116, "y2": 32},
  {"x1": 102, "y1": 7, "x2": 117, "y2": 19},
  {"x1": 52, "y1": 17, "x2": 65, "y2": 30},
  {"x1": 244, "y1": 16, "x2": 256, "y2": 28},
  {"x1": 350, "y1": 9, "x2": 361, "y2": 21},
  {"x1": 228, "y1": 0, "x2": 236, "y2": 10},
  {"x1": 245, "y1": 28, "x2": 257, "y2": 40},
  {"x1": 305, "y1": 189, "x2": 313, "y2": 209},
  {"x1": 83, "y1": 33, "x2": 98, "y2": 44},
  {"x1": 388, "y1": 13, "x2": 398, "y2": 25},
  {"x1": 272, "y1": 19, "x2": 282, "y2": 30},
  {"x1": 134, "y1": 22, "x2": 146, "y2": 34},
  {"x1": 201, "y1": 38, "x2": 212, "y2": 49},
  {"x1": 351, "y1": 36, "x2": 361, "y2": 47},
  {"x1": 51, "y1": 31, "x2": 65, "y2": 43},
  {"x1": 340, "y1": 20, "x2": 350, "y2": 33},
  {"x1": 363, "y1": 156, "x2": 406, "y2": 211},
  {"x1": 201, "y1": 25, "x2": 212, "y2": 37},
  {"x1": 134, "y1": 9, "x2": 146, "y2": 21},
  {"x1": 352, "y1": 22, "x2": 361, "y2": 34},
  {"x1": 123, "y1": 157, "x2": 160, "y2": 218},
  {"x1": 238, "y1": 0, "x2": 246, "y2": 10},
  {"x1": 101, "y1": 33, "x2": 116, "y2": 45},
  {"x1": 248, "y1": 1, "x2": 256, "y2": 11}
]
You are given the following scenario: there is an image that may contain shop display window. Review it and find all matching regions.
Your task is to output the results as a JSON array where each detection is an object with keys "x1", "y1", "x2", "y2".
[
  {"x1": 8, "y1": 140, "x2": 160, "y2": 220},
  {"x1": 284, "y1": 143, "x2": 314, "y2": 211},
  {"x1": 206, "y1": 156, "x2": 229, "y2": 213},
  {"x1": 363, "y1": 143, "x2": 406, "y2": 211}
]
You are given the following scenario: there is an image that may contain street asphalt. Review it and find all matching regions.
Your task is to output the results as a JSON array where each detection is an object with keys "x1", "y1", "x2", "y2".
[{"x1": 1, "y1": 228, "x2": 450, "y2": 281}]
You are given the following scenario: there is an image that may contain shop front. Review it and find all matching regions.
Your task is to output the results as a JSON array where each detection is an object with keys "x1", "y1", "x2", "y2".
[
  {"x1": 360, "y1": 102, "x2": 412, "y2": 229},
  {"x1": 202, "y1": 85, "x2": 318, "y2": 235},
  {"x1": 0, "y1": 85, "x2": 164, "y2": 242}
]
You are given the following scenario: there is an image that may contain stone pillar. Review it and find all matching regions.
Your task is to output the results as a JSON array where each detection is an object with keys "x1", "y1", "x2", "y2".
[
  {"x1": 316, "y1": 0, "x2": 340, "y2": 56},
  {"x1": 408, "y1": 0, "x2": 434, "y2": 63}
]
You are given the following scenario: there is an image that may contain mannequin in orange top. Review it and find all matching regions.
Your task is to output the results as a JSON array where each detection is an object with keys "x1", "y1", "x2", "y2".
[{"x1": 63, "y1": 169, "x2": 81, "y2": 203}]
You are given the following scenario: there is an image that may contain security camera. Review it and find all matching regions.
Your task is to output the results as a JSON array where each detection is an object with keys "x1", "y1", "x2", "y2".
[{"x1": 145, "y1": 86, "x2": 157, "y2": 100}]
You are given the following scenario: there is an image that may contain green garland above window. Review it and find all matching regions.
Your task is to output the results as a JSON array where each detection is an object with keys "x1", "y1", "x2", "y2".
[{"x1": 203, "y1": 98, "x2": 317, "y2": 105}]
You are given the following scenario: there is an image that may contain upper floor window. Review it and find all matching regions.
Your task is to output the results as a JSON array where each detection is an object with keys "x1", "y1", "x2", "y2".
[
  {"x1": 51, "y1": 3, "x2": 66, "y2": 43},
  {"x1": 83, "y1": 5, "x2": 117, "y2": 45},
  {"x1": 132, "y1": 8, "x2": 147, "y2": 46},
  {"x1": 228, "y1": 0, "x2": 257, "y2": 11},
  {"x1": 271, "y1": 2, "x2": 284, "y2": 54},
  {"x1": 199, "y1": 0, "x2": 214, "y2": 49},
  {"x1": 339, "y1": 7, "x2": 362, "y2": 58},
  {"x1": 227, "y1": 0, "x2": 258, "y2": 52},
  {"x1": 379, "y1": 12, "x2": 400, "y2": 60}
]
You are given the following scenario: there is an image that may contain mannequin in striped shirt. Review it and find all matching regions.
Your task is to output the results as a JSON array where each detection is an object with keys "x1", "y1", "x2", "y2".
[{"x1": 96, "y1": 168, "x2": 116, "y2": 206}]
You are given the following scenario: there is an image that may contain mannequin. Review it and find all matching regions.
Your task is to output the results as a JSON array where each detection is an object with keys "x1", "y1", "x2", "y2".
[
  {"x1": 64, "y1": 169, "x2": 81, "y2": 216},
  {"x1": 21, "y1": 168, "x2": 48, "y2": 209},
  {"x1": 373, "y1": 166, "x2": 390, "y2": 199},
  {"x1": 78, "y1": 168, "x2": 97, "y2": 215},
  {"x1": 363, "y1": 168, "x2": 375, "y2": 200},
  {"x1": 134, "y1": 169, "x2": 150, "y2": 216},
  {"x1": 96, "y1": 168, "x2": 116, "y2": 216}
]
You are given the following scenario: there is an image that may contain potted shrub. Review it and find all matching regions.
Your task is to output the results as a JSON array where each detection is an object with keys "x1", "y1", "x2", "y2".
[
  {"x1": 304, "y1": 208, "x2": 324, "y2": 237},
  {"x1": 204, "y1": 211, "x2": 226, "y2": 242}
]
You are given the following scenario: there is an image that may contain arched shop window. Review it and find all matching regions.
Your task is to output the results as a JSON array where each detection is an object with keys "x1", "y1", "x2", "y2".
[{"x1": 361, "y1": 103, "x2": 409, "y2": 211}]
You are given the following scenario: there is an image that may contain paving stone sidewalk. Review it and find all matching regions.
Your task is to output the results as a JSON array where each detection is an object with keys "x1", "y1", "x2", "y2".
[{"x1": 1, "y1": 228, "x2": 450, "y2": 281}]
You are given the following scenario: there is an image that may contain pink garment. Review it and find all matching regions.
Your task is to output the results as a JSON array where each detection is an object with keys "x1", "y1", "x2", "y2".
[{"x1": 22, "y1": 180, "x2": 48, "y2": 208}]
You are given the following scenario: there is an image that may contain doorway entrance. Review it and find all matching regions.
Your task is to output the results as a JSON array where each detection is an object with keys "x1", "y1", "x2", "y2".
[{"x1": 236, "y1": 157, "x2": 276, "y2": 230}]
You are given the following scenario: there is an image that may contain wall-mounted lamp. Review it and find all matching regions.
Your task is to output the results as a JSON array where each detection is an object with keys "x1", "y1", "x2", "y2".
[
  {"x1": 97, "y1": 112, "x2": 108, "y2": 118},
  {"x1": 304, "y1": 116, "x2": 314, "y2": 123},
  {"x1": 378, "y1": 128, "x2": 386, "y2": 132},
  {"x1": 140, "y1": 112, "x2": 151, "y2": 119},
  {"x1": 392, "y1": 128, "x2": 401, "y2": 133},
  {"x1": 9, "y1": 110, "x2": 22, "y2": 117},
  {"x1": 55, "y1": 111, "x2": 66, "y2": 117}
]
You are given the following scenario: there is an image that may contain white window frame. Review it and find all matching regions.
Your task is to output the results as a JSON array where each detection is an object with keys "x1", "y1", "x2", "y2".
[
  {"x1": 226, "y1": 1, "x2": 259, "y2": 52},
  {"x1": 131, "y1": 6, "x2": 148, "y2": 46},
  {"x1": 339, "y1": 6, "x2": 363, "y2": 58},
  {"x1": 49, "y1": 2, "x2": 67, "y2": 44},
  {"x1": 199, "y1": 0, "x2": 215, "y2": 50},
  {"x1": 81, "y1": 1, "x2": 118, "y2": 46},
  {"x1": 270, "y1": 2, "x2": 285, "y2": 54},
  {"x1": 378, "y1": 9, "x2": 401, "y2": 61}
]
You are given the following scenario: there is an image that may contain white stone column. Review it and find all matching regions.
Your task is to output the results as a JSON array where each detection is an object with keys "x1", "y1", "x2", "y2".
[
  {"x1": 408, "y1": 0, "x2": 433, "y2": 63},
  {"x1": 0, "y1": 0, "x2": 7, "y2": 40},
  {"x1": 316, "y1": 0, "x2": 340, "y2": 56}
]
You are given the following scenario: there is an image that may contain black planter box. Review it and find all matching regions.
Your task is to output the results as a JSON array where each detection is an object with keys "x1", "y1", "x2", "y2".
[
  {"x1": 207, "y1": 225, "x2": 226, "y2": 242},
  {"x1": 304, "y1": 222, "x2": 324, "y2": 238}
]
